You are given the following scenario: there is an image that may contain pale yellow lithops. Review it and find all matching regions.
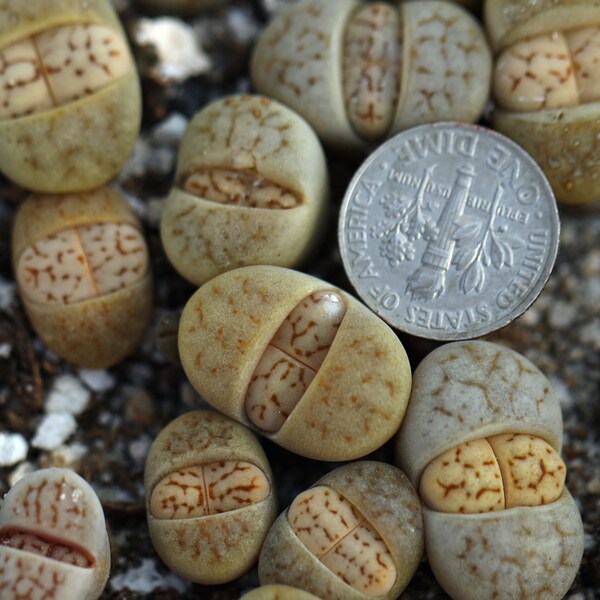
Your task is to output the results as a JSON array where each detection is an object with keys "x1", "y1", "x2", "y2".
[
  {"x1": 12, "y1": 187, "x2": 152, "y2": 369},
  {"x1": 161, "y1": 94, "x2": 328, "y2": 286},
  {"x1": 0, "y1": 468, "x2": 110, "y2": 600},
  {"x1": 251, "y1": 0, "x2": 491, "y2": 150},
  {"x1": 240, "y1": 584, "x2": 322, "y2": 600},
  {"x1": 485, "y1": 0, "x2": 600, "y2": 205},
  {"x1": 395, "y1": 340, "x2": 584, "y2": 600},
  {"x1": 258, "y1": 462, "x2": 423, "y2": 600},
  {"x1": 178, "y1": 265, "x2": 412, "y2": 461},
  {"x1": 0, "y1": 0, "x2": 141, "y2": 193},
  {"x1": 144, "y1": 410, "x2": 277, "y2": 584}
]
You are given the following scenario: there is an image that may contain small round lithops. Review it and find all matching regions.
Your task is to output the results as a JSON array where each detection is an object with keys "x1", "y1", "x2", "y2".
[
  {"x1": 178, "y1": 265, "x2": 412, "y2": 461},
  {"x1": 396, "y1": 340, "x2": 585, "y2": 600},
  {"x1": 240, "y1": 584, "x2": 322, "y2": 600},
  {"x1": 258, "y1": 461, "x2": 423, "y2": 600},
  {"x1": 144, "y1": 410, "x2": 277, "y2": 584},
  {"x1": 12, "y1": 187, "x2": 153, "y2": 369},
  {"x1": 0, "y1": 0, "x2": 141, "y2": 193},
  {"x1": 161, "y1": 94, "x2": 329, "y2": 286},
  {"x1": 0, "y1": 468, "x2": 110, "y2": 600},
  {"x1": 251, "y1": 0, "x2": 491, "y2": 151},
  {"x1": 485, "y1": 0, "x2": 600, "y2": 205}
]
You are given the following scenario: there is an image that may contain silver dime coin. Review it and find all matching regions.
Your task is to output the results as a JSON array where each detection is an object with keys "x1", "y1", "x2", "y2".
[{"x1": 338, "y1": 122, "x2": 560, "y2": 341}]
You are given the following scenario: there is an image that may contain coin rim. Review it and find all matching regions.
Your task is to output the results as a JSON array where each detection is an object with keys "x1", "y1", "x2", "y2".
[{"x1": 338, "y1": 121, "x2": 561, "y2": 341}]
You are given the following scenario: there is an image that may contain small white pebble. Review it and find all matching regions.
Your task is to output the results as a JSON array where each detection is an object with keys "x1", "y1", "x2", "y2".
[
  {"x1": 0, "y1": 342, "x2": 12, "y2": 358},
  {"x1": 110, "y1": 558, "x2": 189, "y2": 593},
  {"x1": 547, "y1": 300, "x2": 578, "y2": 329},
  {"x1": 129, "y1": 436, "x2": 152, "y2": 463},
  {"x1": 135, "y1": 17, "x2": 211, "y2": 83},
  {"x1": 78, "y1": 368, "x2": 116, "y2": 393},
  {"x1": 46, "y1": 373, "x2": 91, "y2": 415},
  {"x1": 31, "y1": 413, "x2": 77, "y2": 450},
  {"x1": 8, "y1": 461, "x2": 34, "y2": 488},
  {"x1": 151, "y1": 112, "x2": 188, "y2": 146},
  {"x1": 46, "y1": 442, "x2": 88, "y2": 469},
  {"x1": 548, "y1": 375, "x2": 573, "y2": 410},
  {"x1": 0, "y1": 432, "x2": 28, "y2": 467}
]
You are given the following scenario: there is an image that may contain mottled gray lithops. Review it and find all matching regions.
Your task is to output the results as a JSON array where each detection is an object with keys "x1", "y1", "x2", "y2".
[
  {"x1": 0, "y1": 468, "x2": 110, "y2": 600},
  {"x1": 396, "y1": 340, "x2": 584, "y2": 600},
  {"x1": 240, "y1": 584, "x2": 322, "y2": 600},
  {"x1": 145, "y1": 410, "x2": 277, "y2": 584},
  {"x1": 12, "y1": 187, "x2": 153, "y2": 369},
  {"x1": 161, "y1": 94, "x2": 329, "y2": 286},
  {"x1": 251, "y1": 0, "x2": 491, "y2": 150},
  {"x1": 0, "y1": 0, "x2": 141, "y2": 193},
  {"x1": 178, "y1": 265, "x2": 412, "y2": 461},
  {"x1": 486, "y1": 0, "x2": 600, "y2": 205},
  {"x1": 258, "y1": 461, "x2": 423, "y2": 600}
]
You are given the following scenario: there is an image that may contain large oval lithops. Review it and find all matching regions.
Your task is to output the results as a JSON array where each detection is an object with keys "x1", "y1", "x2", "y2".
[
  {"x1": 144, "y1": 410, "x2": 277, "y2": 584},
  {"x1": 0, "y1": 0, "x2": 141, "y2": 193},
  {"x1": 258, "y1": 461, "x2": 424, "y2": 600},
  {"x1": 178, "y1": 265, "x2": 412, "y2": 461},
  {"x1": 161, "y1": 94, "x2": 329, "y2": 286},
  {"x1": 395, "y1": 340, "x2": 584, "y2": 600},
  {"x1": 0, "y1": 468, "x2": 110, "y2": 600},
  {"x1": 12, "y1": 187, "x2": 153, "y2": 368},
  {"x1": 485, "y1": 0, "x2": 600, "y2": 205},
  {"x1": 251, "y1": 0, "x2": 491, "y2": 150}
]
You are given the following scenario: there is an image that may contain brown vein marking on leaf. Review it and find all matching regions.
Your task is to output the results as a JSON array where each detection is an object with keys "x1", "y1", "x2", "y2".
[
  {"x1": 457, "y1": 378, "x2": 497, "y2": 412},
  {"x1": 486, "y1": 350, "x2": 502, "y2": 377}
]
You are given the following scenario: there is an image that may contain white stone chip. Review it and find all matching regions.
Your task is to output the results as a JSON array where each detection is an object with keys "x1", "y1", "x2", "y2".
[
  {"x1": 31, "y1": 413, "x2": 77, "y2": 450},
  {"x1": 110, "y1": 558, "x2": 189, "y2": 593},
  {"x1": 46, "y1": 373, "x2": 91, "y2": 415},
  {"x1": 0, "y1": 342, "x2": 12, "y2": 358},
  {"x1": 0, "y1": 432, "x2": 28, "y2": 467},
  {"x1": 151, "y1": 112, "x2": 188, "y2": 146},
  {"x1": 78, "y1": 367, "x2": 116, "y2": 393},
  {"x1": 8, "y1": 461, "x2": 34, "y2": 488}
]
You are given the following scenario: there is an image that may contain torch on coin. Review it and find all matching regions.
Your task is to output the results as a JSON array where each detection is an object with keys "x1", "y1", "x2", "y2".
[{"x1": 338, "y1": 122, "x2": 560, "y2": 341}]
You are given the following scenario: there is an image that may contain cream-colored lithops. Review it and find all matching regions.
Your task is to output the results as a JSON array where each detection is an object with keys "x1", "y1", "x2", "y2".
[
  {"x1": 144, "y1": 410, "x2": 277, "y2": 584},
  {"x1": 161, "y1": 94, "x2": 328, "y2": 286},
  {"x1": 486, "y1": 0, "x2": 600, "y2": 205},
  {"x1": 0, "y1": 468, "x2": 110, "y2": 600},
  {"x1": 178, "y1": 265, "x2": 412, "y2": 461},
  {"x1": 240, "y1": 584, "x2": 323, "y2": 600},
  {"x1": 396, "y1": 340, "x2": 585, "y2": 600},
  {"x1": 0, "y1": 0, "x2": 141, "y2": 193},
  {"x1": 251, "y1": 0, "x2": 491, "y2": 150},
  {"x1": 12, "y1": 187, "x2": 152, "y2": 369},
  {"x1": 258, "y1": 462, "x2": 423, "y2": 600}
]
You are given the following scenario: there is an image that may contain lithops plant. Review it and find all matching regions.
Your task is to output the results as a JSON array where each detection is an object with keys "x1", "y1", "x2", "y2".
[
  {"x1": 396, "y1": 340, "x2": 584, "y2": 600},
  {"x1": 144, "y1": 410, "x2": 277, "y2": 584},
  {"x1": 161, "y1": 94, "x2": 329, "y2": 286},
  {"x1": 0, "y1": 0, "x2": 141, "y2": 193},
  {"x1": 258, "y1": 461, "x2": 423, "y2": 600},
  {"x1": 251, "y1": 0, "x2": 491, "y2": 151},
  {"x1": 12, "y1": 187, "x2": 152, "y2": 369},
  {"x1": 240, "y1": 584, "x2": 322, "y2": 600},
  {"x1": 178, "y1": 265, "x2": 412, "y2": 461},
  {"x1": 0, "y1": 468, "x2": 110, "y2": 600},
  {"x1": 486, "y1": 0, "x2": 600, "y2": 205}
]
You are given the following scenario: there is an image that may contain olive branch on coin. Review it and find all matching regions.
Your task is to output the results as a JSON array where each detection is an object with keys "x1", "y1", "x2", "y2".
[{"x1": 370, "y1": 165, "x2": 440, "y2": 266}]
